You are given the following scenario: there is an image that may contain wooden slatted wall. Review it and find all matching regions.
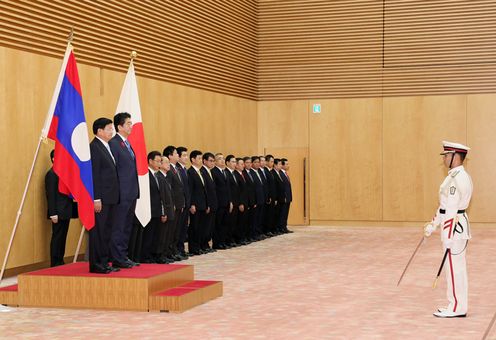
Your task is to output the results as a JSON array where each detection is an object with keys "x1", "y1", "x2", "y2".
[
  {"x1": 259, "y1": 0, "x2": 496, "y2": 100},
  {"x1": 0, "y1": 0, "x2": 258, "y2": 100}
]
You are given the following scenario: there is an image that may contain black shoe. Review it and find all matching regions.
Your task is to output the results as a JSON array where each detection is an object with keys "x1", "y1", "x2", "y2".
[
  {"x1": 90, "y1": 264, "x2": 111, "y2": 274},
  {"x1": 126, "y1": 258, "x2": 140, "y2": 267},
  {"x1": 106, "y1": 265, "x2": 121, "y2": 272},
  {"x1": 112, "y1": 261, "x2": 133, "y2": 269},
  {"x1": 286, "y1": 230, "x2": 294, "y2": 233},
  {"x1": 180, "y1": 253, "x2": 189, "y2": 259},
  {"x1": 156, "y1": 257, "x2": 171, "y2": 264}
]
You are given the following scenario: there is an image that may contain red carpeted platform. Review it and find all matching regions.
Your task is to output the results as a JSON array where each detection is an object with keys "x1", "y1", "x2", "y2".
[
  {"x1": 27, "y1": 262, "x2": 188, "y2": 278},
  {"x1": 0, "y1": 284, "x2": 18, "y2": 306},
  {"x1": 0, "y1": 263, "x2": 222, "y2": 312}
]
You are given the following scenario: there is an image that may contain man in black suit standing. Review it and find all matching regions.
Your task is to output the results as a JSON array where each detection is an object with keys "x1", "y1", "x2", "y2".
[
  {"x1": 89, "y1": 118, "x2": 120, "y2": 273},
  {"x1": 211, "y1": 153, "x2": 232, "y2": 249},
  {"x1": 108, "y1": 112, "x2": 140, "y2": 268},
  {"x1": 162, "y1": 146, "x2": 187, "y2": 261},
  {"x1": 187, "y1": 150, "x2": 208, "y2": 255},
  {"x1": 235, "y1": 158, "x2": 249, "y2": 244},
  {"x1": 250, "y1": 156, "x2": 266, "y2": 240},
  {"x1": 200, "y1": 152, "x2": 217, "y2": 253},
  {"x1": 225, "y1": 155, "x2": 240, "y2": 247},
  {"x1": 175, "y1": 146, "x2": 190, "y2": 257},
  {"x1": 155, "y1": 156, "x2": 175, "y2": 263},
  {"x1": 243, "y1": 157, "x2": 258, "y2": 242},
  {"x1": 137, "y1": 151, "x2": 165, "y2": 263},
  {"x1": 264, "y1": 155, "x2": 278, "y2": 236},
  {"x1": 280, "y1": 158, "x2": 294, "y2": 234},
  {"x1": 45, "y1": 150, "x2": 78, "y2": 267},
  {"x1": 258, "y1": 156, "x2": 271, "y2": 236},
  {"x1": 272, "y1": 158, "x2": 286, "y2": 235}
]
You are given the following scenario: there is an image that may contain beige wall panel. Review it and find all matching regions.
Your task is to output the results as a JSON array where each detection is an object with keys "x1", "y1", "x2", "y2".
[
  {"x1": 309, "y1": 98, "x2": 383, "y2": 221},
  {"x1": 383, "y1": 96, "x2": 467, "y2": 222},
  {"x1": 265, "y1": 147, "x2": 309, "y2": 225},
  {"x1": 0, "y1": 47, "x2": 257, "y2": 270},
  {"x1": 467, "y1": 94, "x2": 496, "y2": 222},
  {"x1": 257, "y1": 100, "x2": 309, "y2": 152}
]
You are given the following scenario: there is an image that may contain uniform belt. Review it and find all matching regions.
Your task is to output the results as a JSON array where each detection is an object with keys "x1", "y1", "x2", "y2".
[{"x1": 439, "y1": 209, "x2": 465, "y2": 214}]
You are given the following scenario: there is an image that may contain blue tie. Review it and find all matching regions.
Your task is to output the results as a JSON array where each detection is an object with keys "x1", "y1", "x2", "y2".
[{"x1": 124, "y1": 140, "x2": 135, "y2": 159}]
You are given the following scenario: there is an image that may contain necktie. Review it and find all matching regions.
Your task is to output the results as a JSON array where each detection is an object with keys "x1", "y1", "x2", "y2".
[
  {"x1": 197, "y1": 169, "x2": 205, "y2": 186},
  {"x1": 104, "y1": 143, "x2": 115, "y2": 163},
  {"x1": 246, "y1": 171, "x2": 253, "y2": 181},
  {"x1": 173, "y1": 165, "x2": 182, "y2": 183},
  {"x1": 124, "y1": 140, "x2": 135, "y2": 159}
]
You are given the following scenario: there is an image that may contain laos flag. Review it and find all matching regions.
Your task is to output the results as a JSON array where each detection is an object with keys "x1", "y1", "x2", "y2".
[{"x1": 41, "y1": 43, "x2": 95, "y2": 230}]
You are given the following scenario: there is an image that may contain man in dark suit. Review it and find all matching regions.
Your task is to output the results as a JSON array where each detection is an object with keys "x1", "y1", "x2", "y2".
[
  {"x1": 250, "y1": 156, "x2": 266, "y2": 240},
  {"x1": 187, "y1": 150, "x2": 208, "y2": 255},
  {"x1": 279, "y1": 158, "x2": 294, "y2": 234},
  {"x1": 258, "y1": 156, "x2": 271, "y2": 236},
  {"x1": 136, "y1": 151, "x2": 165, "y2": 263},
  {"x1": 272, "y1": 158, "x2": 286, "y2": 234},
  {"x1": 89, "y1": 118, "x2": 120, "y2": 274},
  {"x1": 163, "y1": 145, "x2": 187, "y2": 261},
  {"x1": 108, "y1": 112, "x2": 140, "y2": 268},
  {"x1": 45, "y1": 150, "x2": 78, "y2": 267},
  {"x1": 155, "y1": 156, "x2": 175, "y2": 263},
  {"x1": 211, "y1": 153, "x2": 232, "y2": 249},
  {"x1": 200, "y1": 152, "x2": 217, "y2": 252},
  {"x1": 225, "y1": 155, "x2": 241, "y2": 247},
  {"x1": 243, "y1": 157, "x2": 258, "y2": 241},
  {"x1": 264, "y1": 155, "x2": 278, "y2": 236},
  {"x1": 235, "y1": 158, "x2": 249, "y2": 244},
  {"x1": 175, "y1": 146, "x2": 190, "y2": 257}
]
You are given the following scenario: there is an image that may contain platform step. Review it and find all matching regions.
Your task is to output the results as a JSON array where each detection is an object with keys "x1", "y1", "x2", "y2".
[
  {"x1": 0, "y1": 284, "x2": 18, "y2": 306},
  {"x1": 149, "y1": 280, "x2": 223, "y2": 313}
]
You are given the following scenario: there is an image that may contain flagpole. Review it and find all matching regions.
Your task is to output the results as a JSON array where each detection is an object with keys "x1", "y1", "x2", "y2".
[
  {"x1": 0, "y1": 28, "x2": 76, "y2": 283},
  {"x1": 73, "y1": 225, "x2": 86, "y2": 263},
  {"x1": 0, "y1": 136, "x2": 44, "y2": 283}
]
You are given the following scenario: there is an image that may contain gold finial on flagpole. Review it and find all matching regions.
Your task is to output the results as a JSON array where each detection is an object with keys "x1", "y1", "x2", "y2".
[
  {"x1": 67, "y1": 27, "x2": 74, "y2": 44},
  {"x1": 130, "y1": 50, "x2": 138, "y2": 60}
]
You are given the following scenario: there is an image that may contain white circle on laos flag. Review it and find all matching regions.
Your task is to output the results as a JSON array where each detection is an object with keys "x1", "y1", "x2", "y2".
[{"x1": 71, "y1": 122, "x2": 91, "y2": 162}]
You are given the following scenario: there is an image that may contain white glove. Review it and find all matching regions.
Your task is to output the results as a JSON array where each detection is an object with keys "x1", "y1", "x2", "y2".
[
  {"x1": 443, "y1": 239, "x2": 454, "y2": 249},
  {"x1": 423, "y1": 223, "x2": 436, "y2": 237}
]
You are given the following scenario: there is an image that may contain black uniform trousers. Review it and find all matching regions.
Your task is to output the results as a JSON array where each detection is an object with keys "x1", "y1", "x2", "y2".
[
  {"x1": 110, "y1": 199, "x2": 136, "y2": 263},
  {"x1": 89, "y1": 203, "x2": 115, "y2": 269},
  {"x1": 50, "y1": 219, "x2": 70, "y2": 267},
  {"x1": 188, "y1": 210, "x2": 206, "y2": 254},
  {"x1": 213, "y1": 206, "x2": 229, "y2": 247}
]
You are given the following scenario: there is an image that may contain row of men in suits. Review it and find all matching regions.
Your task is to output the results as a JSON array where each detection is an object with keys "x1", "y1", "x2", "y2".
[
  {"x1": 155, "y1": 148, "x2": 294, "y2": 259},
  {"x1": 47, "y1": 113, "x2": 293, "y2": 273}
]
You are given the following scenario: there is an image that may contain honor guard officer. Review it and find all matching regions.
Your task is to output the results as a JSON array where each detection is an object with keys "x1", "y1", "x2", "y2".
[{"x1": 424, "y1": 141, "x2": 473, "y2": 318}]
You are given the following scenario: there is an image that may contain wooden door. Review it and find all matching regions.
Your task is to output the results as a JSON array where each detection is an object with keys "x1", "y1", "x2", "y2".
[{"x1": 264, "y1": 147, "x2": 309, "y2": 225}]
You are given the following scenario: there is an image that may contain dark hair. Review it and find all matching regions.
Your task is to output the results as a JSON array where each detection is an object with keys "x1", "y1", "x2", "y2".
[
  {"x1": 251, "y1": 156, "x2": 260, "y2": 162},
  {"x1": 260, "y1": 156, "x2": 266, "y2": 160},
  {"x1": 243, "y1": 156, "x2": 251, "y2": 162},
  {"x1": 114, "y1": 112, "x2": 131, "y2": 131},
  {"x1": 265, "y1": 154, "x2": 274, "y2": 161},
  {"x1": 177, "y1": 146, "x2": 188, "y2": 157},
  {"x1": 163, "y1": 145, "x2": 176, "y2": 158},
  {"x1": 148, "y1": 151, "x2": 161, "y2": 162},
  {"x1": 92, "y1": 117, "x2": 113, "y2": 135},
  {"x1": 203, "y1": 152, "x2": 215, "y2": 161},
  {"x1": 226, "y1": 154, "x2": 235, "y2": 163},
  {"x1": 281, "y1": 158, "x2": 288, "y2": 165},
  {"x1": 274, "y1": 158, "x2": 281, "y2": 165},
  {"x1": 50, "y1": 149, "x2": 55, "y2": 160},
  {"x1": 459, "y1": 153, "x2": 467, "y2": 162},
  {"x1": 190, "y1": 150, "x2": 203, "y2": 162},
  {"x1": 236, "y1": 157, "x2": 243, "y2": 163}
]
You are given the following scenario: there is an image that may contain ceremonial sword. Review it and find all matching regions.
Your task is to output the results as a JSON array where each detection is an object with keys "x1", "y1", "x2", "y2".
[{"x1": 397, "y1": 236, "x2": 426, "y2": 286}]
